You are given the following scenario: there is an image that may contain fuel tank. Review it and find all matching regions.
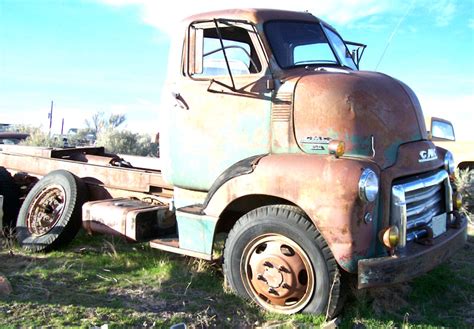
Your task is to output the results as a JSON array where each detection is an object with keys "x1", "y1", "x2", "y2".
[{"x1": 292, "y1": 69, "x2": 428, "y2": 168}]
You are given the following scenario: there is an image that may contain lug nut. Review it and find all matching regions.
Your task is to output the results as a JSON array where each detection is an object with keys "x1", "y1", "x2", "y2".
[
  {"x1": 282, "y1": 283, "x2": 290, "y2": 289},
  {"x1": 263, "y1": 261, "x2": 273, "y2": 268},
  {"x1": 278, "y1": 265, "x2": 289, "y2": 273},
  {"x1": 268, "y1": 288, "x2": 279, "y2": 295},
  {"x1": 257, "y1": 274, "x2": 267, "y2": 282}
]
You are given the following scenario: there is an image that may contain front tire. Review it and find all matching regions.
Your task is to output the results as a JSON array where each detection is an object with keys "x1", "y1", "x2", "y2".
[
  {"x1": 16, "y1": 170, "x2": 88, "y2": 252},
  {"x1": 223, "y1": 205, "x2": 342, "y2": 317}
]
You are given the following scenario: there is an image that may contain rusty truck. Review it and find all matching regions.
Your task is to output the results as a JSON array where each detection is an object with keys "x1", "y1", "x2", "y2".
[{"x1": 0, "y1": 9, "x2": 467, "y2": 317}]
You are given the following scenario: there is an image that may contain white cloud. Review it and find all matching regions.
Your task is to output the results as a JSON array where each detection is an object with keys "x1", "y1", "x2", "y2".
[
  {"x1": 428, "y1": 0, "x2": 456, "y2": 27},
  {"x1": 98, "y1": 0, "x2": 460, "y2": 33},
  {"x1": 97, "y1": 0, "x2": 395, "y2": 33}
]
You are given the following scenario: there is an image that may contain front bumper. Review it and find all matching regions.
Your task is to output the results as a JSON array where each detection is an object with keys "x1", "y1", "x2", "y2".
[{"x1": 357, "y1": 215, "x2": 468, "y2": 289}]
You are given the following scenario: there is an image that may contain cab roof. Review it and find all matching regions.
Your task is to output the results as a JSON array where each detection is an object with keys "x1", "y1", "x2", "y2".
[{"x1": 182, "y1": 8, "x2": 323, "y2": 26}]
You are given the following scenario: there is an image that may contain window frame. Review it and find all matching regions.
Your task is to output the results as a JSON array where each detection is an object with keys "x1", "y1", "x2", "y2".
[
  {"x1": 185, "y1": 19, "x2": 267, "y2": 81},
  {"x1": 263, "y1": 19, "x2": 358, "y2": 70}
]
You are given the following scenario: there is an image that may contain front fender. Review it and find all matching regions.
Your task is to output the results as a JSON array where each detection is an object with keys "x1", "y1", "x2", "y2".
[{"x1": 204, "y1": 154, "x2": 380, "y2": 272}]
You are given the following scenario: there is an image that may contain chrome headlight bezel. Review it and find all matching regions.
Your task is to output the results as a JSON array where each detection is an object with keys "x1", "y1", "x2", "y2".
[
  {"x1": 444, "y1": 151, "x2": 455, "y2": 175},
  {"x1": 359, "y1": 168, "x2": 379, "y2": 202}
]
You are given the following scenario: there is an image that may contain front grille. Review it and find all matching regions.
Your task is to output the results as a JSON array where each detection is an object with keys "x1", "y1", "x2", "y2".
[{"x1": 391, "y1": 170, "x2": 452, "y2": 248}]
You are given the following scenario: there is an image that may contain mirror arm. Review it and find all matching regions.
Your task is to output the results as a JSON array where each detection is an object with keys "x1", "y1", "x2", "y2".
[{"x1": 213, "y1": 19, "x2": 236, "y2": 91}]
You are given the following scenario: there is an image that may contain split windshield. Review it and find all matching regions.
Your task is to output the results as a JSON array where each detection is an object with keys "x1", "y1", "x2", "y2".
[{"x1": 264, "y1": 21, "x2": 357, "y2": 70}]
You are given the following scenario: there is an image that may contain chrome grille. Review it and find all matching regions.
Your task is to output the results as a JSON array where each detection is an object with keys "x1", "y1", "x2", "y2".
[{"x1": 391, "y1": 170, "x2": 452, "y2": 248}]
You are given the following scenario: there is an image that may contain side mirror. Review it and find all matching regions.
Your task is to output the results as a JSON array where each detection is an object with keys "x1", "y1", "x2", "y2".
[
  {"x1": 345, "y1": 41, "x2": 366, "y2": 69},
  {"x1": 430, "y1": 117, "x2": 455, "y2": 141}
]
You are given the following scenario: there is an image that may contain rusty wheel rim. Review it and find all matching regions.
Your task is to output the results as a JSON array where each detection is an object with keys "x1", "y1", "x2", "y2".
[
  {"x1": 27, "y1": 184, "x2": 66, "y2": 236},
  {"x1": 242, "y1": 234, "x2": 315, "y2": 314}
]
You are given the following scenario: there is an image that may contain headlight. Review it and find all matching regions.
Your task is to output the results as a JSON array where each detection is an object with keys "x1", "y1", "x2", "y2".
[
  {"x1": 359, "y1": 168, "x2": 379, "y2": 202},
  {"x1": 444, "y1": 151, "x2": 455, "y2": 175}
]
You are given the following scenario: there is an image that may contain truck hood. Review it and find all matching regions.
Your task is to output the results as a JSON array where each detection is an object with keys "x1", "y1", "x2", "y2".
[{"x1": 292, "y1": 70, "x2": 428, "y2": 168}]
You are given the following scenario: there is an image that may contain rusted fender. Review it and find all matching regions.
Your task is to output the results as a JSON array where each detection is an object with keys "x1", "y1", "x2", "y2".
[{"x1": 204, "y1": 153, "x2": 380, "y2": 272}]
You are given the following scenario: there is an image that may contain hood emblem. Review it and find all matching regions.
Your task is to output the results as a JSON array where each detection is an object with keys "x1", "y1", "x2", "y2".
[{"x1": 419, "y1": 148, "x2": 438, "y2": 163}]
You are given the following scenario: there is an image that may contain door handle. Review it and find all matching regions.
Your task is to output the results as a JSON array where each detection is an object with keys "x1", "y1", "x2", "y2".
[{"x1": 172, "y1": 92, "x2": 189, "y2": 110}]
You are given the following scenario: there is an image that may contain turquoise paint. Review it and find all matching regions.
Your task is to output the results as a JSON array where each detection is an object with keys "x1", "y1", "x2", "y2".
[
  {"x1": 346, "y1": 135, "x2": 372, "y2": 157},
  {"x1": 327, "y1": 128, "x2": 339, "y2": 139},
  {"x1": 167, "y1": 99, "x2": 272, "y2": 191},
  {"x1": 340, "y1": 254, "x2": 367, "y2": 273},
  {"x1": 374, "y1": 196, "x2": 388, "y2": 256},
  {"x1": 383, "y1": 138, "x2": 404, "y2": 167},
  {"x1": 369, "y1": 198, "x2": 381, "y2": 257},
  {"x1": 176, "y1": 211, "x2": 217, "y2": 255}
]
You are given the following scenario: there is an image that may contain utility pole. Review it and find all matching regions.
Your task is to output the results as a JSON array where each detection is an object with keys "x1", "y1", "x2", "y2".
[
  {"x1": 61, "y1": 118, "x2": 64, "y2": 135},
  {"x1": 48, "y1": 100, "x2": 54, "y2": 135}
]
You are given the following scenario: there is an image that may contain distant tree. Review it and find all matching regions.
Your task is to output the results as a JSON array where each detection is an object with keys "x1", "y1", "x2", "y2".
[
  {"x1": 85, "y1": 112, "x2": 126, "y2": 136},
  {"x1": 108, "y1": 114, "x2": 127, "y2": 129},
  {"x1": 85, "y1": 112, "x2": 103, "y2": 135}
]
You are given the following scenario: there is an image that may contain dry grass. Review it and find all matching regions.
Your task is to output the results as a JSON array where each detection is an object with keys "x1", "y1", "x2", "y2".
[{"x1": 455, "y1": 168, "x2": 474, "y2": 221}]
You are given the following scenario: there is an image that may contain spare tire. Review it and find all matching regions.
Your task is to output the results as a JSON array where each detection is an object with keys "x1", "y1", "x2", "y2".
[
  {"x1": 0, "y1": 167, "x2": 21, "y2": 228},
  {"x1": 16, "y1": 170, "x2": 88, "y2": 252}
]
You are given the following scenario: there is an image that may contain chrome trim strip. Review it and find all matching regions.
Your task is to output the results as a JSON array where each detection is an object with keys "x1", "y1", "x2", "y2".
[
  {"x1": 405, "y1": 184, "x2": 442, "y2": 204},
  {"x1": 406, "y1": 207, "x2": 442, "y2": 230},
  {"x1": 400, "y1": 170, "x2": 448, "y2": 193},
  {"x1": 391, "y1": 170, "x2": 450, "y2": 249},
  {"x1": 391, "y1": 185, "x2": 407, "y2": 248},
  {"x1": 406, "y1": 194, "x2": 442, "y2": 217}
]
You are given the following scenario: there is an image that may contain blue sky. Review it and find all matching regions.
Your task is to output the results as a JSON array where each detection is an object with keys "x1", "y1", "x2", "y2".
[{"x1": 0, "y1": 0, "x2": 473, "y2": 139}]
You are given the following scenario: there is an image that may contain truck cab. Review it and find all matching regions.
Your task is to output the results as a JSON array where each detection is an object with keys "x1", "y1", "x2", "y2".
[{"x1": 159, "y1": 9, "x2": 467, "y2": 315}]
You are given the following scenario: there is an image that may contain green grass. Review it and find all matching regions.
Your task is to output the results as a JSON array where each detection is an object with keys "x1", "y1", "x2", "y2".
[{"x1": 1, "y1": 225, "x2": 473, "y2": 328}]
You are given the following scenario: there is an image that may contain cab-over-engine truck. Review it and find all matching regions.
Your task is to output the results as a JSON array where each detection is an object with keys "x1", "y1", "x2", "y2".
[{"x1": 0, "y1": 9, "x2": 467, "y2": 317}]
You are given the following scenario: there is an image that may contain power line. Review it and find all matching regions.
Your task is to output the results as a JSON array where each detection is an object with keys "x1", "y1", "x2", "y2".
[{"x1": 375, "y1": 0, "x2": 416, "y2": 71}]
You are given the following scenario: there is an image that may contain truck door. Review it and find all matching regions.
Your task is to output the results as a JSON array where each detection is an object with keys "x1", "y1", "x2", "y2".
[{"x1": 164, "y1": 20, "x2": 272, "y2": 191}]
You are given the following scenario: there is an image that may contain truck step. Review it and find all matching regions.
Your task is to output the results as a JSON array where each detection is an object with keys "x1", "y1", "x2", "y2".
[{"x1": 149, "y1": 236, "x2": 212, "y2": 260}]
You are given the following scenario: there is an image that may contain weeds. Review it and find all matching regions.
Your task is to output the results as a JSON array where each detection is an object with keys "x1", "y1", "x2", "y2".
[
  {"x1": 454, "y1": 168, "x2": 474, "y2": 220},
  {"x1": 0, "y1": 227, "x2": 16, "y2": 254}
]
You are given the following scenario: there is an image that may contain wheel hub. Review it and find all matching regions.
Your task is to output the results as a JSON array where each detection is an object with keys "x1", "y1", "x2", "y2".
[
  {"x1": 243, "y1": 234, "x2": 315, "y2": 313},
  {"x1": 27, "y1": 185, "x2": 66, "y2": 236},
  {"x1": 261, "y1": 266, "x2": 283, "y2": 288}
]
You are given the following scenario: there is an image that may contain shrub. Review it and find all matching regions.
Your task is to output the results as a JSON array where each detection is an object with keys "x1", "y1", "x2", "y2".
[
  {"x1": 454, "y1": 168, "x2": 473, "y2": 221},
  {"x1": 19, "y1": 126, "x2": 64, "y2": 148},
  {"x1": 95, "y1": 128, "x2": 158, "y2": 156}
]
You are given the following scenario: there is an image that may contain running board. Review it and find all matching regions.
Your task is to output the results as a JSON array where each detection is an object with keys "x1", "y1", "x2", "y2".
[{"x1": 149, "y1": 237, "x2": 213, "y2": 260}]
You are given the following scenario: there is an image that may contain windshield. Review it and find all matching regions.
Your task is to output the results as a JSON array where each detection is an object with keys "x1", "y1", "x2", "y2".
[{"x1": 264, "y1": 21, "x2": 357, "y2": 70}]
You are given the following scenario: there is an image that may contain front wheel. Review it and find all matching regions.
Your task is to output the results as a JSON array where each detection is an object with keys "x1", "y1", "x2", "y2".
[{"x1": 223, "y1": 205, "x2": 342, "y2": 317}]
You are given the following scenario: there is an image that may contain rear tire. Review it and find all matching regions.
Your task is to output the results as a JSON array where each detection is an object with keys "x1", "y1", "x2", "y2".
[
  {"x1": 16, "y1": 170, "x2": 87, "y2": 252},
  {"x1": 0, "y1": 167, "x2": 21, "y2": 228},
  {"x1": 223, "y1": 205, "x2": 343, "y2": 317}
]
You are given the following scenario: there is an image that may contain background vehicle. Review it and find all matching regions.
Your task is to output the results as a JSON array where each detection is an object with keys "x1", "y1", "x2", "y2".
[
  {"x1": 0, "y1": 132, "x2": 29, "y2": 145},
  {"x1": 427, "y1": 117, "x2": 473, "y2": 170}
]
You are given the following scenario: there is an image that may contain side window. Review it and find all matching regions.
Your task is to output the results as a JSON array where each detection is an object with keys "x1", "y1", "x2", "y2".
[{"x1": 190, "y1": 23, "x2": 262, "y2": 77}]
